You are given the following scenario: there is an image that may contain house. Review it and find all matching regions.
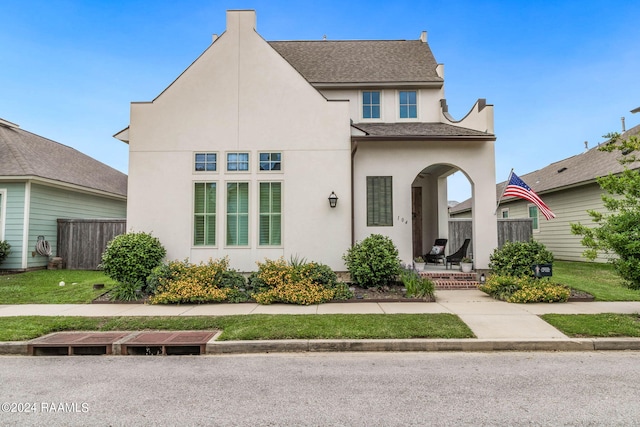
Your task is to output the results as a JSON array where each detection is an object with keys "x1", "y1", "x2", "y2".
[
  {"x1": 0, "y1": 118, "x2": 127, "y2": 270},
  {"x1": 115, "y1": 10, "x2": 497, "y2": 272},
  {"x1": 450, "y1": 124, "x2": 640, "y2": 262}
]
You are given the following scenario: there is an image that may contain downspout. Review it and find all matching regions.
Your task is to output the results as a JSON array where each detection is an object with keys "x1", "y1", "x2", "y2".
[
  {"x1": 351, "y1": 140, "x2": 358, "y2": 246},
  {"x1": 21, "y1": 181, "x2": 31, "y2": 269}
]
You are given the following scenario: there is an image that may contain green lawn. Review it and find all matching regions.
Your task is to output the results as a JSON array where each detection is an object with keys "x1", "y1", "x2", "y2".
[
  {"x1": 553, "y1": 260, "x2": 640, "y2": 301},
  {"x1": 0, "y1": 270, "x2": 116, "y2": 304},
  {"x1": 0, "y1": 314, "x2": 474, "y2": 342},
  {"x1": 542, "y1": 313, "x2": 640, "y2": 337}
]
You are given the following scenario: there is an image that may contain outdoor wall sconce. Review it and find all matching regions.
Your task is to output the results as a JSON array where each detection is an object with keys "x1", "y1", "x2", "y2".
[{"x1": 328, "y1": 191, "x2": 338, "y2": 208}]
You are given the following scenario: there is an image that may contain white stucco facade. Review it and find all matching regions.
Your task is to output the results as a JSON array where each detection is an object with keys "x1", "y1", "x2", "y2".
[{"x1": 120, "y1": 10, "x2": 498, "y2": 272}]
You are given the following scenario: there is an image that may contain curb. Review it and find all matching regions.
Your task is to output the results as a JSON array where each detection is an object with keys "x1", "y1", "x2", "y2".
[{"x1": 3, "y1": 337, "x2": 640, "y2": 356}]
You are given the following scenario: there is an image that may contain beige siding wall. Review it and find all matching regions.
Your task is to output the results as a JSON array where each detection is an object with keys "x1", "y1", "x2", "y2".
[{"x1": 496, "y1": 183, "x2": 610, "y2": 262}]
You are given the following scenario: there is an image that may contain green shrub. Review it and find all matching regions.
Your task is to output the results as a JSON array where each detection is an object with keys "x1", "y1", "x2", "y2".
[
  {"x1": 251, "y1": 257, "x2": 348, "y2": 305},
  {"x1": 480, "y1": 274, "x2": 570, "y2": 303},
  {"x1": 149, "y1": 258, "x2": 249, "y2": 304},
  {"x1": 342, "y1": 234, "x2": 401, "y2": 288},
  {"x1": 100, "y1": 232, "x2": 166, "y2": 290},
  {"x1": 489, "y1": 240, "x2": 554, "y2": 277},
  {"x1": 399, "y1": 267, "x2": 434, "y2": 299},
  {"x1": 0, "y1": 241, "x2": 10, "y2": 265},
  {"x1": 479, "y1": 275, "x2": 525, "y2": 301},
  {"x1": 110, "y1": 281, "x2": 143, "y2": 302}
]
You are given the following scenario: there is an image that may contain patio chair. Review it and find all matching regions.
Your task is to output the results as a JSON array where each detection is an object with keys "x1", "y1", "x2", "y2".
[
  {"x1": 445, "y1": 239, "x2": 471, "y2": 269},
  {"x1": 424, "y1": 239, "x2": 447, "y2": 265}
]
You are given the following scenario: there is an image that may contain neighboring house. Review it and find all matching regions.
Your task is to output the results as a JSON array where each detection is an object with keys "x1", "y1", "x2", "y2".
[
  {"x1": 450, "y1": 124, "x2": 640, "y2": 262},
  {"x1": 115, "y1": 10, "x2": 497, "y2": 272},
  {"x1": 0, "y1": 118, "x2": 127, "y2": 270}
]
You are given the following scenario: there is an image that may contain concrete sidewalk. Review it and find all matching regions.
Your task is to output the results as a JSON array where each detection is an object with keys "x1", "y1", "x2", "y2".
[{"x1": 2, "y1": 289, "x2": 640, "y2": 354}]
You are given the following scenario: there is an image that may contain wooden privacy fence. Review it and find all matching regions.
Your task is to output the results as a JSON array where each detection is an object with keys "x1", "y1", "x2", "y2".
[
  {"x1": 448, "y1": 218, "x2": 533, "y2": 257},
  {"x1": 57, "y1": 219, "x2": 126, "y2": 270}
]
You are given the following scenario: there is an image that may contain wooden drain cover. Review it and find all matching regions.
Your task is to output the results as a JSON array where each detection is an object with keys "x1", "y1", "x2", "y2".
[
  {"x1": 121, "y1": 331, "x2": 217, "y2": 356},
  {"x1": 28, "y1": 332, "x2": 130, "y2": 356}
]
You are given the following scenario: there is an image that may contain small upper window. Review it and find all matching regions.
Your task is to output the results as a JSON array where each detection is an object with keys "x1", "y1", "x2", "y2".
[
  {"x1": 399, "y1": 91, "x2": 417, "y2": 119},
  {"x1": 362, "y1": 91, "x2": 380, "y2": 119},
  {"x1": 227, "y1": 152, "x2": 249, "y2": 171},
  {"x1": 528, "y1": 205, "x2": 539, "y2": 230},
  {"x1": 259, "y1": 153, "x2": 282, "y2": 171},
  {"x1": 195, "y1": 153, "x2": 217, "y2": 172}
]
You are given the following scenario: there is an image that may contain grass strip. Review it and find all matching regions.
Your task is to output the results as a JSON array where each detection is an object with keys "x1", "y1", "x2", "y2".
[
  {"x1": 553, "y1": 261, "x2": 640, "y2": 301},
  {"x1": 0, "y1": 270, "x2": 116, "y2": 304},
  {"x1": 0, "y1": 314, "x2": 474, "y2": 342},
  {"x1": 542, "y1": 313, "x2": 640, "y2": 337}
]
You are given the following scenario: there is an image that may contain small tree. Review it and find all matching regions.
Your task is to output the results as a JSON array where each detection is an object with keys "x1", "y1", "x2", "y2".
[
  {"x1": 100, "y1": 232, "x2": 166, "y2": 290},
  {"x1": 571, "y1": 131, "x2": 640, "y2": 289},
  {"x1": 342, "y1": 234, "x2": 400, "y2": 288}
]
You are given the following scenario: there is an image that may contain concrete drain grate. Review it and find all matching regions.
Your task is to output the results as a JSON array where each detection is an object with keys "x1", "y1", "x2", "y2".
[
  {"x1": 28, "y1": 332, "x2": 130, "y2": 356},
  {"x1": 28, "y1": 331, "x2": 218, "y2": 356},
  {"x1": 121, "y1": 331, "x2": 217, "y2": 356}
]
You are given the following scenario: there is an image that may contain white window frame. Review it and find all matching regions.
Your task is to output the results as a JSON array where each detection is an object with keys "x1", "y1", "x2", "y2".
[
  {"x1": 258, "y1": 152, "x2": 283, "y2": 173},
  {"x1": 528, "y1": 204, "x2": 539, "y2": 231},
  {"x1": 361, "y1": 90, "x2": 382, "y2": 121},
  {"x1": 193, "y1": 182, "x2": 217, "y2": 247},
  {"x1": 398, "y1": 90, "x2": 419, "y2": 120},
  {"x1": 225, "y1": 181, "x2": 250, "y2": 247},
  {"x1": 194, "y1": 152, "x2": 218, "y2": 173},
  {"x1": 258, "y1": 181, "x2": 283, "y2": 247},
  {"x1": 226, "y1": 152, "x2": 250, "y2": 173}
]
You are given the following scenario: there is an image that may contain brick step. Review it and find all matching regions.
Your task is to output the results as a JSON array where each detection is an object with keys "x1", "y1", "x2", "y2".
[{"x1": 419, "y1": 271, "x2": 480, "y2": 290}]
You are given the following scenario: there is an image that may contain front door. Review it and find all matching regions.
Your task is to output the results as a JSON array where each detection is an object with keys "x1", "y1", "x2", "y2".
[{"x1": 412, "y1": 187, "x2": 422, "y2": 258}]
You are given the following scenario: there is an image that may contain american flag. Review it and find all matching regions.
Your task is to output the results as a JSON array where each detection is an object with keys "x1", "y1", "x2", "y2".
[{"x1": 504, "y1": 172, "x2": 556, "y2": 220}]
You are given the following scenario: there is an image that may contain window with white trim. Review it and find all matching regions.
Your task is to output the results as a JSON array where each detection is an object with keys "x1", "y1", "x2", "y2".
[
  {"x1": 399, "y1": 90, "x2": 417, "y2": 119},
  {"x1": 367, "y1": 176, "x2": 393, "y2": 226},
  {"x1": 194, "y1": 182, "x2": 216, "y2": 246},
  {"x1": 259, "y1": 152, "x2": 282, "y2": 171},
  {"x1": 362, "y1": 91, "x2": 380, "y2": 119},
  {"x1": 227, "y1": 152, "x2": 249, "y2": 172},
  {"x1": 259, "y1": 182, "x2": 282, "y2": 246},
  {"x1": 226, "y1": 182, "x2": 249, "y2": 246},
  {"x1": 194, "y1": 153, "x2": 217, "y2": 172},
  {"x1": 528, "y1": 205, "x2": 539, "y2": 230}
]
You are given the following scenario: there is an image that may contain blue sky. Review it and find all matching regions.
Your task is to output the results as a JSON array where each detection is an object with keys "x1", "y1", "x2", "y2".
[{"x1": 2, "y1": 1, "x2": 639, "y2": 202}]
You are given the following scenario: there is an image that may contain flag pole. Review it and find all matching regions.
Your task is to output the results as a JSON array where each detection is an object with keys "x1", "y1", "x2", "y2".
[{"x1": 494, "y1": 168, "x2": 514, "y2": 215}]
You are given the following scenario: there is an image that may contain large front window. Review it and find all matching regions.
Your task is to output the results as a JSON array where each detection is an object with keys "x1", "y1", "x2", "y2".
[
  {"x1": 259, "y1": 182, "x2": 282, "y2": 246},
  {"x1": 226, "y1": 182, "x2": 249, "y2": 246},
  {"x1": 194, "y1": 182, "x2": 216, "y2": 246},
  {"x1": 399, "y1": 91, "x2": 417, "y2": 119},
  {"x1": 362, "y1": 91, "x2": 380, "y2": 119},
  {"x1": 367, "y1": 176, "x2": 393, "y2": 226}
]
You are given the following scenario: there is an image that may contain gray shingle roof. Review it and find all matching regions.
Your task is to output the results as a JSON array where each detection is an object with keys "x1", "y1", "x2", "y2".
[
  {"x1": 269, "y1": 40, "x2": 442, "y2": 85},
  {"x1": 0, "y1": 123, "x2": 127, "y2": 197},
  {"x1": 450, "y1": 124, "x2": 640, "y2": 213},
  {"x1": 352, "y1": 122, "x2": 494, "y2": 139}
]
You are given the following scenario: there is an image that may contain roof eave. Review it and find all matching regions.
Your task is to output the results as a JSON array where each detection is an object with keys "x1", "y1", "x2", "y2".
[
  {"x1": 351, "y1": 134, "x2": 496, "y2": 142},
  {"x1": 114, "y1": 127, "x2": 130, "y2": 144},
  {"x1": 0, "y1": 175, "x2": 127, "y2": 200},
  {"x1": 313, "y1": 81, "x2": 443, "y2": 89}
]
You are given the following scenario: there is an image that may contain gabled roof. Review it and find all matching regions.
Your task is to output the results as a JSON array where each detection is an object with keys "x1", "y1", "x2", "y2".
[
  {"x1": 269, "y1": 40, "x2": 442, "y2": 86},
  {"x1": 352, "y1": 122, "x2": 495, "y2": 140},
  {"x1": 0, "y1": 122, "x2": 127, "y2": 198},
  {"x1": 451, "y1": 124, "x2": 640, "y2": 213}
]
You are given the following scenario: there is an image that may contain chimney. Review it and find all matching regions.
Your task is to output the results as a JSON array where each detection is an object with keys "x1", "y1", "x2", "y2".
[
  {"x1": 584, "y1": 141, "x2": 588, "y2": 152},
  {"x1": 420, "y1": 31, "x2": 427, "y2": 42},
  {"x1": 622, "y1": 117, "x2": 626, "y2": 133}
]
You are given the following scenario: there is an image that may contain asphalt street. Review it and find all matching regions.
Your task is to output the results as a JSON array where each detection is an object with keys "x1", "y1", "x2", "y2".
[{"x1": 1, "y1": 351, "x2": 640, "y2": 426}]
